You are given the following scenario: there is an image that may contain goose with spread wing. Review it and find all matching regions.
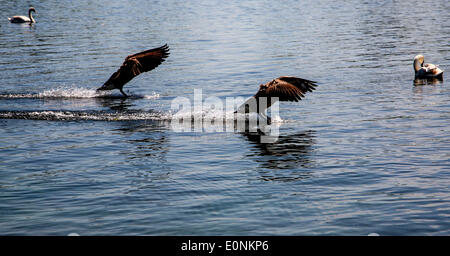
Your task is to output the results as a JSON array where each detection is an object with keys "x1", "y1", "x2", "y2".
[
  {"x1": 235, "y1": 76, "x2": 317, "y2": 121},
  {"x1": 414, "y1": 55, "x2": 443, "y2": 79},
  {"x1": 97, "y1": 44, "x2": 169, "y2": 97}
]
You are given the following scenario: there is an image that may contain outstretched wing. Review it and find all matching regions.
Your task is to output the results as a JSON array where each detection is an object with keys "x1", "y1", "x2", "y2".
[
  {"x1": 125, "y1": 44, "x2": 170, "y2": 75},
  {"x1": 256, "y1": 76, "x2": 317, "y2": 101},
  {"x1": 100, "y1": 44, "x2": 169, "y2": 90}
]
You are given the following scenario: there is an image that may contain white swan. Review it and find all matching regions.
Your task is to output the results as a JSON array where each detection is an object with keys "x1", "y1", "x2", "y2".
[
  {"x1": 414, "y1": 55, "x2": 443, "y2": 79},
  {"x1": 8, "y1": 7, "x2": 36, "y2": 24}
]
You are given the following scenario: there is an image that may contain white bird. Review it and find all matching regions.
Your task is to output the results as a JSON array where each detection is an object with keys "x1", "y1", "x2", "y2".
[
  {"x1": 413, "y1": 55, "x2": 443, "y2": 79},
  {"x1": 8, "y1": 7, "x2": 36, "y2": 24}
]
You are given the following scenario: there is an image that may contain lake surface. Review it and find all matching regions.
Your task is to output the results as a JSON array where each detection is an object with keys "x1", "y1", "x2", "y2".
[{"x1": 0, "y1": 0, "x2": 449, "y2": 235}]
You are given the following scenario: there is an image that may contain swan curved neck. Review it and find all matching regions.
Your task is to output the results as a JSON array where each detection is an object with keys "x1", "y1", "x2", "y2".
[
  {"x1": 29, "y1": 10, "x2": 35, "y2": 23},
  {"x1": 413, "y1": 59, "x2": 422, "y2": 72}
]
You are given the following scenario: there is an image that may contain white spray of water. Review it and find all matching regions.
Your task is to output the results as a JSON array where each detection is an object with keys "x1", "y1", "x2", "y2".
[{"x1": 0, "y1": 87, "x2": 160, "y2": 99}]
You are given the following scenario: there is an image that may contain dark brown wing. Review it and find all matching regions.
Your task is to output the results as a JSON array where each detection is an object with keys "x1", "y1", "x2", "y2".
[
  {"x1": 99, "y1": 44, "x2": 169, "y2": 90},
  {"x1": 256, "y1": 76, "x2": 317, "y2": 102},
  {"x1": 125, "y1": 44, "x2": 170, "y2": 74}
]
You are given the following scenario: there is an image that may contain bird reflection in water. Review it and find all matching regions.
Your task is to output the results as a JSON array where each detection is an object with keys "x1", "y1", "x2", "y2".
[
  {"x1": 413, "y1": 77, "x2": 443, "y2": 86},
  {"x1": 241, "y1": 130, "x2": 316, "y2": 182},
  {"x1": 95, "y1": 97, "x2": 134, "y2": 111}
]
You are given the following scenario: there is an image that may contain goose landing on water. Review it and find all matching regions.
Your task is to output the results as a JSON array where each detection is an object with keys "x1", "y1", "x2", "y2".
[
  {"x1": 97, "y1": 44, "x2": 169, "y2": 97},
  {"x1": 235, "y1": 76, "x2": 317, "y2": 123},
  {"x1": 414, "y1": 55, "x2": 444, "y2": 79},
  {"x1": 8, "y1": 7, "x2": 36, "y2": 24}
]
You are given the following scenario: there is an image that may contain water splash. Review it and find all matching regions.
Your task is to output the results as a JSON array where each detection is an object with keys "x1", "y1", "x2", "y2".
[
  {"x1": 0, "y1": 87, "x2": 160, "y2": 99},
  {"x1": 39, "y1": 87, "x2": 103, "y2": 98},
  {"x1": 0, "y1": 110, "x2": 168, "y2": 121}
]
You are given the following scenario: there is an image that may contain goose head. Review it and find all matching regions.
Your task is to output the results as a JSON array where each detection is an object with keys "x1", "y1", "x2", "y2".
[{"x1": 257, "y1": 84, "x2": 268, "y2": 95}]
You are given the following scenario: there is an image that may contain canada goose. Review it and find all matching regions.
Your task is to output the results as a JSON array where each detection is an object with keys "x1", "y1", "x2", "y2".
[
  {"x1": 97, "y1": 44, "x2": 169, "y2": 97},
  {"x1": 8, "y1": 7, "x2": 36, "y2": 24},
  {"x1": 414, "y1": 55, "x2": 443, "y2": 79},
  {"x1": 235, "y1": 76, "x2": 317, "y2": 122}
]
